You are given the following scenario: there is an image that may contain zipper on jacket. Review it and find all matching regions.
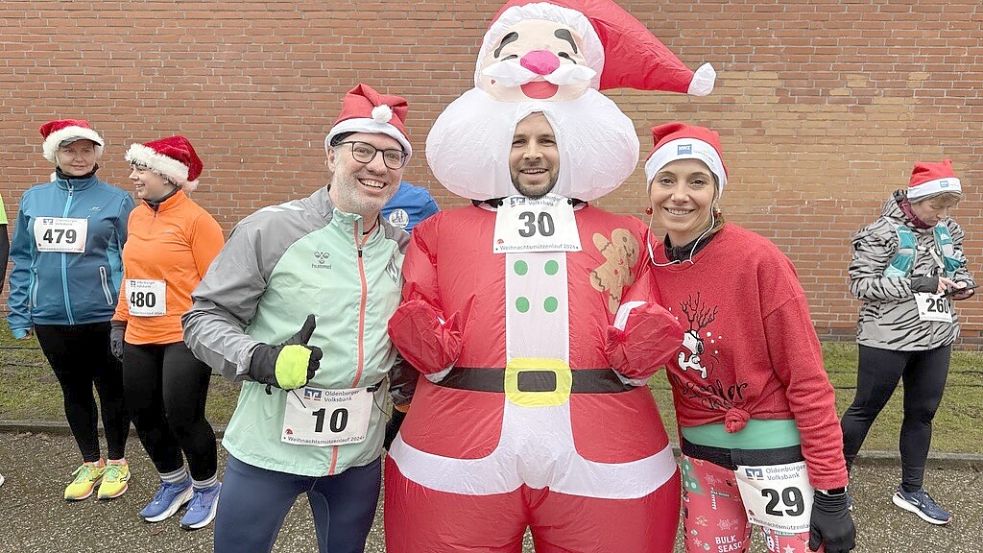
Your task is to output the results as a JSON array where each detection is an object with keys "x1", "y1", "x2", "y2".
[
  {"x1": 328, "y1": 223, "x2": 372, "y2": 477},
  {"x1": 61, "y1": 183, "x2": 76, "y2": 325},
  {"x1": 30, "y1": 268, "x2": 39, "y2": 310},
  {"x1": 99, "y1": 266, "x2": 113, "y2": 306}
]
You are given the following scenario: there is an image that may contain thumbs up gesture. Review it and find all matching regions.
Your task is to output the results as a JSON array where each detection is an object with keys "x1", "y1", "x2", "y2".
[{"x1": 248, "y1": 314, "x2": 324, "y2": 390}]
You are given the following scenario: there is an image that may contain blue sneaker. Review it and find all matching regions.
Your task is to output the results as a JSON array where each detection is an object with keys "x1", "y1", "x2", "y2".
[
  {"x1": 140, "y1": 479, "x2": 193, "y2": 523},
  {"x1": 179, "y1": 483, "x2": 221, "y2": 530},
  {"x1": 892, "y1": 487, "x2": 951, "y2": 525}
]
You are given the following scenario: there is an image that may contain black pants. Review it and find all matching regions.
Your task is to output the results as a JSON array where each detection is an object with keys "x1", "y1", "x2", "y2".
[
  {"x1": 35, "y1": 322, "x2": 129, "y2": 462},
  {"x1": 122, "y1": 341, "x2": 217, "y2": 481},
  {"x1": 840, "y1": 344, "x2": 951, "y2": 491}
]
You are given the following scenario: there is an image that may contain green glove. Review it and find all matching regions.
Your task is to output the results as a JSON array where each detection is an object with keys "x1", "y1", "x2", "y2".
[{"x1": 248, "y1": 314, "x2": 323, "y2": 390}]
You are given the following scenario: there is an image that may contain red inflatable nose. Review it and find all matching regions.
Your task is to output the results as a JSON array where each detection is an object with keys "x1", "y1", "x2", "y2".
[{"x1": 520, "y1": 50, "x2": 560, "y2": 76}]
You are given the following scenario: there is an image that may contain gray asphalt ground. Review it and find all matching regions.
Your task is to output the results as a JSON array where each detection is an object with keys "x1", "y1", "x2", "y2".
[{"x1": 0, "y1": 431, "x2": 980, "y2": 552}]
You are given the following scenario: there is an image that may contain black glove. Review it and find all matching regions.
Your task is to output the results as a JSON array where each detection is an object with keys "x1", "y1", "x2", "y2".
[
  {"x1": 248, "y1": 314, "x2": 323, "y2": 390},
  {"x1": 910, "y1": 275, "x2": 939, "y2": 293},
  {"x1": 809, "y1": 489, "x2": 856, "y2": 553},
  {"x1": 384, "y1": 409, "x2": 407, "y2": 451},
  {"x1": 110, "y1": 320, "x2": 126, "y2": 361}
]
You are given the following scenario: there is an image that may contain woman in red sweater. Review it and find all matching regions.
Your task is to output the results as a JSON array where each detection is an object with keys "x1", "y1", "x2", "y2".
[
  {"x1": 634, "y1": 123, "x2": 854, "y2": 553},
  {"x1": 112, "y1": 136, "x2": 224, "y2": 530}
]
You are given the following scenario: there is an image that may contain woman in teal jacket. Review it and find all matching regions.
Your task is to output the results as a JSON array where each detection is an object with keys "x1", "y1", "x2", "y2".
[{"x1": 7, "y1": 119, "x2": 134, "y2": 501}]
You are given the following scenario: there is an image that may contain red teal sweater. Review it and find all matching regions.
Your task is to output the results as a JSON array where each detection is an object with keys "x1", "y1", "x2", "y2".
[{"x1": 650, "y1": 224, "x2": 848, "y2": 490}]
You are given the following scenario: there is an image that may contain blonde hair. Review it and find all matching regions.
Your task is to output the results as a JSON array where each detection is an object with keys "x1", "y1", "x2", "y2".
[{"x1": 913, "y1": 191, "x2": 961, "y2": 208}]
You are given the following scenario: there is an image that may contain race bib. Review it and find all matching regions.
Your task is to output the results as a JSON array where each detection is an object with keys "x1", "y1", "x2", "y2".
[
  {"x1": 281, "y1": 386, "x2": 373, "y2": 447},
  {"x1": 34, "y1": 217, "x2": 87, "y2": 253},
  {"x1": 493, "y1": 195, "x2": 581, "y2": 253},
  {"x1": 126, "y1": 279, "x2": 166, "y2": 317},
  {"x1": 914, "y1": 292, "x2": 953, "y2": 323},
  {"x1": 734, "y1": 461, "x2": 814, "y2": 534}
]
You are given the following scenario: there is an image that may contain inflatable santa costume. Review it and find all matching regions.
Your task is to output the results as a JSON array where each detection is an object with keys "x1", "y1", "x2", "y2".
[{"x1": 385, "y1": 2, "x2": 715, "y2": 551}]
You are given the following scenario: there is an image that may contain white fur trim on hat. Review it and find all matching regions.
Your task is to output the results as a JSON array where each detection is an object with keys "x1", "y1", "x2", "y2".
[
  {"x1": 908, "y1": 177, "x2": 962, "y2": 201},
  {"x1": 43, "y1": 126, "x2": 104, "y2": 163},
  {"x1": 324, "y1": 118, "x2": 413, "y2": 159},
  {"x1": 125, "y1": 143, "x2": 190, "y2": 184},
  {"x1": 371, "y1": 104, "x2": 394, "y2": 124},
  {"x1": 475, "y1": 3, "x2": 605, "y2": 90},
  {"x1": 645, "y1": 138, "x2": 727, "y2": 195}
]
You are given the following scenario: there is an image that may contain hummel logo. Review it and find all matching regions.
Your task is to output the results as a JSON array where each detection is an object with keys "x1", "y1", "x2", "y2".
[{"x1": 312, "y1": 250, "x2": 331, "y2": 270}]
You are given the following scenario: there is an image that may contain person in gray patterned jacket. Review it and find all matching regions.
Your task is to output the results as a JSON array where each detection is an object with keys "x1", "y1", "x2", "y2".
[
  {"x1": 840, "y1": 159, "x2": 975, "y2": 526},
  {"x1": 182, "y1": 83, "x2": 411, "y2": 553}
]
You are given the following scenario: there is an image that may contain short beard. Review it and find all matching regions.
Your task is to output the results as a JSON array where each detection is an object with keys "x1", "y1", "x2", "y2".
[{"x1": 511, "y1": 175, "x2": 558, "y2": 199}]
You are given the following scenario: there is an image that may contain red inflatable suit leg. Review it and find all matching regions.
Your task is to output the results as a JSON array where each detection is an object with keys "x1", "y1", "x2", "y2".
[
  {"x1": 384, "y1": 456, "x2": 527, "y2": 553},
  {"x1": 530, "y1": 470, "x2": 681, "y2": 553}
]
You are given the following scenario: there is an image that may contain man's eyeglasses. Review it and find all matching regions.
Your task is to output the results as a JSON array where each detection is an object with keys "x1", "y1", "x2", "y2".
[{"x1": 337, "y1": 141, "x2": 407, "y2": 170}]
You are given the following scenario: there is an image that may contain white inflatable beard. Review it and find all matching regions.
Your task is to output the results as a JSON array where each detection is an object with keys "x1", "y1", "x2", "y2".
[{"x1": 426, "y1": 87, "x2": 640, "y2": 202}]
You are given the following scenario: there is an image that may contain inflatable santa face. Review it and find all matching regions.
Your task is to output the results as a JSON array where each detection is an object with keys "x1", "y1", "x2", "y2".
[
  {"x1": 385, "y1": 2, "x2": 714, "y2": 552},
  {"x1": 427, "y1": 0, "x2": 716, "y2": 202}
]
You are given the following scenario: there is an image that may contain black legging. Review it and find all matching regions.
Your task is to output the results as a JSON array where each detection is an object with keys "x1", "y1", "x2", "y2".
[
  {"x1": 34, "y1": 322, "x2": 129, "y2": 462},
  {"x1": 122, "y1": 341, "x2": 217, "y2": 481},
  {"x1": 840, "y1": 344, "x2": 951, "y2": 492}
]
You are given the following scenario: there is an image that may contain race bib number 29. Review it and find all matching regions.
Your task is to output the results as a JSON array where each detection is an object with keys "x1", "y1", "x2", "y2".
[
  {"x1": 734, "y1": 461, "x2": 814, "y2": 534},
  {"x1": 34, "y1": 217, "x2": 87, "y2": 253}
]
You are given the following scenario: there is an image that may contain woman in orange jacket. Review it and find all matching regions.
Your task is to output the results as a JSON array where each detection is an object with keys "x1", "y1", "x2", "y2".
[{"x1": 112, "y1": 136, "x2": 224, "y2": 530}]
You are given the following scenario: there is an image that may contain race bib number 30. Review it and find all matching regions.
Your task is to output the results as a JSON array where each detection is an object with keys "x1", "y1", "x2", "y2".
[
  {"x1": 734, "y1": 461, "x2": 814, "y2": 534},
  {"x1": 281, "y1": 387, "x2": 373, "y2": 447},
  {"x1": 34, "y1": 217, "x2": 87, "y2": 253},
  {"x1": 126, "y1": 279, "x2": 166, "y2": 317},
  {"x1": 914, "y1": 292, "x2": 953, "y2": 323},
  {"x1": 493, "y1": 194, "x2": 581, "y2": 254}
]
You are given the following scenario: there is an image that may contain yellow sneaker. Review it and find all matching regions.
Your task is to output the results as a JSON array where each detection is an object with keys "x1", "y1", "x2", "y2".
[
  {"x1": 97, "y1": 460, "x2": 130, "y2": 500},
  {"x1": 65, "y1": 461, "x2": 105, "y2": 501}
]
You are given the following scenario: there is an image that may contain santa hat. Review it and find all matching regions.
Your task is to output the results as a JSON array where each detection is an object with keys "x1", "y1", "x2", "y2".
[
  {"x1": 645, "y1": 122, "x2": 728, "y2": 194},
  {"x1": 125, "y1": 135, "x2": 203, "y2": 192},
  {"x1": 39, "y1": 119, "x2": 105, "y2": 163},
  {"x1": 908, "y1": 159, "x2": 961, "y2": 201},
  {"x1": 477, "y1": 0, "x2": 715, "y2": 95},
  {"x1": 324, "y1": 83, "x2": 412, "y2": 158}
]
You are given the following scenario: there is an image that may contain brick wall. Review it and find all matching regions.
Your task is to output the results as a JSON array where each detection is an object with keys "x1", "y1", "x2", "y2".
[{"x1": 1, "y1": 1, "x2": 980, "y2": 344}]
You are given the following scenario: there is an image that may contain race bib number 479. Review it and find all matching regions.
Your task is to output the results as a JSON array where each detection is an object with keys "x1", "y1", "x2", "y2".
[{"x1": 34, "y1": 217, "x2": 87, "y2": 253}]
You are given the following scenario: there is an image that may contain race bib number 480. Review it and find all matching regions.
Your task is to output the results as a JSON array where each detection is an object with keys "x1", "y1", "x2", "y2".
[
  {"x1": 281, "y1": 387, "x2": 373, "y2": 447},
  {"x1": 493, "y1": 195, "x2": 581, "y2": 253},
  {"x1": 34, "y1": 217, "x2": 87, "y2": 253},
  {"x1": 126, "y1": 279, "x2": 166, "y2": 317},
  {"x1": 734, "y1": 461, "x2": 814, "y2": 534}
]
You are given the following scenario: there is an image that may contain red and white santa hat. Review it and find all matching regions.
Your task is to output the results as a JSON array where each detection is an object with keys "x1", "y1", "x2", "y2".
[
  {"x1": 324, "y1": 83, "x2": 411, "y2": 158},
  {"x1": 645, "y1": 122, "x2": 728, "y2": 194},
  {"x1": 477, "y1": 0, "x2": 715, "y2": 95},
  {"x1": 40, "y1": 119, "x2": 105, "y2": 163},
  {"x1": 907, "y1": 159, "x2": 961, "y2": 201},
  {"x1": 125, "y1": 135, "x2": 203, "y2": 192}
]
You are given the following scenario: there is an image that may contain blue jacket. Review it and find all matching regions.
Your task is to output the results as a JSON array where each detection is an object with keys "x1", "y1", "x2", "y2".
[
  {"x1": 381, "y1": 181, "x2": 439, "y2": 232},
  {"x1": 7, "y1": 173, "x2": 134, "y2": 337}
]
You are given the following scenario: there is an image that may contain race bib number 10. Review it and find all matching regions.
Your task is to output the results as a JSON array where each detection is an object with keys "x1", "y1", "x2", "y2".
[
  {"x1": 493, "y1": 194, "x2": 581, "y2": 254},
  {"x1": 281, "y1": 387, "x2": 373, "y2": 447},
  {"x1": 34, "y1": 217, "x2": 87, "y2": 253},
  {"x1": 734, "y1": 461, "x2": 814, "y2": 534}
]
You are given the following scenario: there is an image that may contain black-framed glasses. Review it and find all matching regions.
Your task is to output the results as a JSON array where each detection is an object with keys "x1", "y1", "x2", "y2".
[{"x1": 337, "y1": 141, "x2": 406, "y2": 170}]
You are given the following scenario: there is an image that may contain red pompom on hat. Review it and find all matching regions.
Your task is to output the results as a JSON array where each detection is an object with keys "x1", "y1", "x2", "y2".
[
  {"x1": 479, "y1": 0, "x2": 715, "y2": 95},
  {"x1": 125, "y1": 135, "x2": 203, "y2": 192},
  {"x1": 324, "y1": 83, "x2": 412, "y2": 158},
  {"x1": 908, "y1": 159, "x2": 961, "y2": 201},
  {"x1": 39, "y1": 119, "x2": 105, "y2": 163},
  {"x1": 645, "y1": 122, "x2": 728, "y2": 194}
]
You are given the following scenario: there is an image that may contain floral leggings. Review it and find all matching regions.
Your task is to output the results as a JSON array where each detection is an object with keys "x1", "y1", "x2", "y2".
[{"x1": 680, "y1": 455, "x2": 821, "y2": 553}]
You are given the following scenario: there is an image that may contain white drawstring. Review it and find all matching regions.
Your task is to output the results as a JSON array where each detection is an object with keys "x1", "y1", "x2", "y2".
[{"x1": 646, "y1": 206, "x2": 716, "y2": 268}]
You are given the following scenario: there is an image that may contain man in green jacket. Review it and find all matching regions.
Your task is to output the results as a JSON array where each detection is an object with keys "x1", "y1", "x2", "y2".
[{"x1": 183, "y1": 83, "x2": 411, "y2": 553}]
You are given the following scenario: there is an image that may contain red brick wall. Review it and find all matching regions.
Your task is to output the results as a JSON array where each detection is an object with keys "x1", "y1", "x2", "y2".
[{"x1": 1, "y1": 1, "x2": 980, "y2": 343}]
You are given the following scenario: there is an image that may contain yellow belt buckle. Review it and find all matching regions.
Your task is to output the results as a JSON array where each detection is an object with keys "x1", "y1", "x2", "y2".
[{"x1": 504, "y1": 357, "x2": 572, "y2": 407}]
